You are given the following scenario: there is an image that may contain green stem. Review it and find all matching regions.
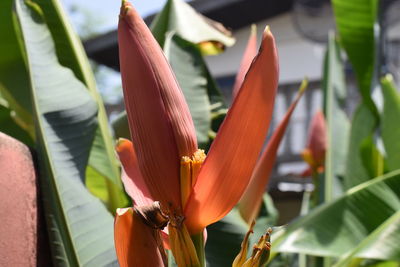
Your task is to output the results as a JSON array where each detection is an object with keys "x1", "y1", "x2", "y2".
[{"x1": 191, "y1": 232, "x2": 205, "y2": 267}]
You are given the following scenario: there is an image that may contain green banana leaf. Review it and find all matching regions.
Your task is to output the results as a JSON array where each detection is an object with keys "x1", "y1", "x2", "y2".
[
  {"x1": 359, "y1": 136, "x2": 387, "y2": 178},
  {"x1": 32, "y1": 0, "x2": 128, "y2": 211},
  {"x1": 344, "y1": 103, "x2": 378, "y2": 190},
  {"x1": 332, "y1": 0, "x2": 383, "y2": 192},
  {"x1": 272, "y1": 169, "x2": 400, "y2": 262},
  {"x1": 150, "y1": 0, "x2": 235, "y2": 53},
  {"x1": 33, "y1": 0, "x2": 96, "y2": 90},
  {"x1": 323, "y1": 33, "x2": 350, "y2": 200},
  {"x1": 332, "y1": 0, "x2": 378, "y2": 106},
  {"x1": 334, "y1": 211, "x2": 400, "y2": 266},
  {"x1": 0, "y1": 0, "x2": 33, "y2": 135},
  {"x1": 381, "y1": 74, "x2": 400, "y2": 172},
  {"x1": 14, "y1": 1, "x2": 117, "y2": 265}
]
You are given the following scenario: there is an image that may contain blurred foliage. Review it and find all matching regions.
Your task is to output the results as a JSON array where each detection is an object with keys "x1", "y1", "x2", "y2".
[{"x1": 272, "y1": 0, "x2": 400, "y2": 266}]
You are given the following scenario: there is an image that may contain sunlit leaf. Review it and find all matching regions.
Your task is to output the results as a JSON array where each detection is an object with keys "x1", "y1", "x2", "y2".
[
  {"x1": 334, "y1": 211, "x2": 400, "y2": 266},
  {"x1": 344, "y1": 103, "x2": 377, "y2": 190},
  {"x1": 360, "y1": 135, "x2": 387, "y2": 178},
  {"x1": 0, "y1": 0, "x2": 33, "y2": 135},
  {"x1": 332, "y1": 0, "x2": 378, "y2": 107},
  {"x1": 150, "y1": 0, "x2": 235, "y2": 54},
  {"x1": 381, "y1": 74, "x2": 400, "y2": 172},
  {"x1": 33, "y1": 0, "x2": 128, "y2": 210},
  {"x1": 15, "y1": 1, "x2": 117, "y2": 265},
  {"x1": 273, "y1": 169, "x2": 400, "y2": 261},
  {"x1": 323, "y1": 33, "x2": 350, "y2": 199}
]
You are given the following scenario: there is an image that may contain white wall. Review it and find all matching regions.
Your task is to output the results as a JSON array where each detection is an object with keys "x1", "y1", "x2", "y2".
[{"x1": 205, "y1": 12, "x2": 326, "y2": 84}]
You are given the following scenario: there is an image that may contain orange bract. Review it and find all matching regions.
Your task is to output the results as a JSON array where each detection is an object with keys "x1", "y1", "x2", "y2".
[
  {"x1": 232, "y1": 24, "x2": 258, "y2": 99},
  {"x1": 302, "y1": 111, "x2": 327, "y2": 172},
  {"x1": 114, "y1": 208, "x2": 165, "y2": 267},
  {"x1": 239, "y1": 81, "x2": 307, "y2": 224},
  {"x1": 116, "y1": 0, "x2": 280, "y2": 264},
  {"x1": 184, "y1": 27, "x2": 279, "y2": 234},
  {"x1": 118, "y1": 1, "x2": 197, "y2": 212}
]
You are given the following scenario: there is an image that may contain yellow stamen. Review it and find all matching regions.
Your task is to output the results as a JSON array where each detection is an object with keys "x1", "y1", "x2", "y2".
[
  {"x1": 180, "y1": 149, "x2": 206, "y2": 209},
  {"x1": 191, "y1": 149, "x2": 206, "y2": 186},
  {"x1": 180, "y1": 156, "x2": 192, "y2": 209}
]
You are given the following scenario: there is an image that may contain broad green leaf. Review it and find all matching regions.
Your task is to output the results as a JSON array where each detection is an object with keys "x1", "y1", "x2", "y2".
[
  {"x1": 344, "y1": 103, "x2": 377, "y2": 190},
  {"x1": 360, "y1": 135, "x2": 387, "y2": 178},
  {"x1": 86, "y1": 129, "x2": 127, "y2": 210},
  {"x1": 32, "y1": 0, "x2": 128, "y2": 210},
  {"x1": 86, "y1": 166, "x2": 110, "y2": 202},
  {"x1": 332, "y1": 0, "x2": 378, "y2": 106},
  {"x1": 334, "y1": 211, "x2": 400, "y2": 266},
  {"x1": 15, "y1": 1, "x2": 117, "y2": 265},
  {"x1": 0, "y1": 0, "x2": 33, "y2": 134},
  {"x1": 323, "y1": 33, "x2": 350, "y2": 199},
  {"x1": 150, "y1": 0, "x2": 235, "y2": 53},
  {"x1": 272, "y1": 169, "x2": 400, "y2": 260},
  {"x1": 164, "y1": 33, "x2": 211, "y2": 147},
  {"x1": 381, "y1": 74, "x2": 400, "y2": 171},
  {"x1": 365, "y1": 261, "x2": 400, "y2": 267},
  {"x1": 33, "y1": 0, "x2": 96, "y2": 91}
]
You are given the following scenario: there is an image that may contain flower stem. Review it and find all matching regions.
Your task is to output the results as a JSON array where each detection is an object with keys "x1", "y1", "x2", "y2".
[{"x1": 191, "y1": 232, "x2": 205, "y2": 267}]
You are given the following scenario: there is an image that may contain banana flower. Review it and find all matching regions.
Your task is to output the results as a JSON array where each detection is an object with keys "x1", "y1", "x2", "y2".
[
  {"x1": 115, "y1": 1, "x2": 278, "y2": 265},
  {"x1": 301, "y1": 110, "x2": 327, "y2": 174}
]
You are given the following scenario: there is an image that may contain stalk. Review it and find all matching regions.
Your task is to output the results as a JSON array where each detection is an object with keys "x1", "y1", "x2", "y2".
[{"x1": 191, "y1": 232, "x2": 205, "y2": 267}]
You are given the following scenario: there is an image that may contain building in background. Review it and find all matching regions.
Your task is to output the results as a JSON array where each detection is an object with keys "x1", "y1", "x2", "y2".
[{"x1": 84, "y1": 0, "x2": 400, "y2": 223}]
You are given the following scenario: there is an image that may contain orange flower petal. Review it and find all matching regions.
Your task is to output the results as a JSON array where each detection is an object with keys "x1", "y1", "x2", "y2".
[
  {"x1": 114, "y1": 207, "x2": 165, "y2": 267},
  {"x1": 184, "y1": 27, "x2": 279, "y2": 234},
  {"x1": 232, "y1": 24, "x2": 258, "y2": 99},
  {"x1": 238, "y1": 83, "x2": 306, "y2": 224},
  {"x1": 116, "y1": 138, "x2": 153, "y2": 207},
  {"x1": 118, "y1": 2, "x2": 197, "y2": 210}
]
